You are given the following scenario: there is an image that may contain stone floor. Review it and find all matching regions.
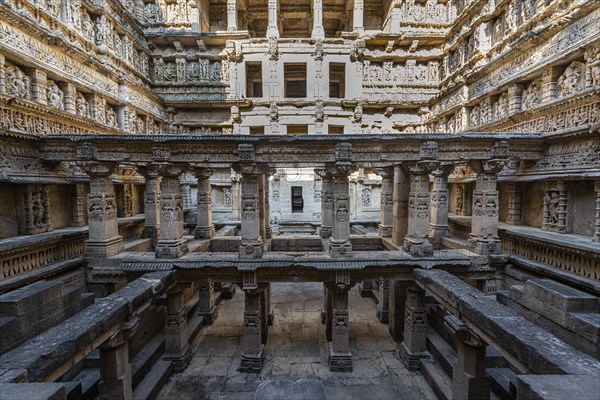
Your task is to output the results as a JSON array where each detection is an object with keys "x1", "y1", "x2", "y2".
[{"x1": 157, "y1": 282, "x2": 437, "y2": 400}]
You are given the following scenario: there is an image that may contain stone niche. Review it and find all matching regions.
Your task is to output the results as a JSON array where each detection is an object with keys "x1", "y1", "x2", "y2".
[
  {"x1": 567, "y1": 180, "x2": 596, "y2": 237},
  {"x1": 15, "y1": 184, "x2": 53, "y2": 235},
  {"x1": 522, "y1": 182, "x2": 544, "y2": 228},
  {"x1": 0, "y1": 184, "x2": 19, "y2": 239}
]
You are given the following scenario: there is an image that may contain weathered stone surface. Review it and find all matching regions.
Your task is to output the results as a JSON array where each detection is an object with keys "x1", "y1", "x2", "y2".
[
  {"x1": 516, "y1": 375, "x2": 600, "y2": 400},
  {"x1": 254, "y1": 379, "x2": 326, "y2": 400},
  {"x1": 0, "y1": 383, "x2": 67, "y2": 400}
]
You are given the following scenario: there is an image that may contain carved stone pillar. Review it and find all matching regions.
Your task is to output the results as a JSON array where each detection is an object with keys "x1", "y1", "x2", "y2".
[
  {"x1": 376, "y1": 278, "x2": 389, "y2": 323},
  {"x1": 194, "y1": 168, "x2": 215, "y2": 239},
  {"x1": 71, "y1": 183, "x2": 87, "y2": 227},
  {"x1": 507, "y1": 83, "x2": 524, "y2": 115},
  {"x1": 227, "y1": 0, "x2": 237, "y2": 31},
  {"x1": 312, "y1": 0, "x2": 325, "y2": 39},
  {"x1": 353, "y1": 0, "x2": 364, "y2": 33},
  {"x1": 318, "y1": 171, "x2": 334, "y2": 238},
  {"x1": 265, "y1": 175, "x2": 272, "y2": 239},
  {"x1": 505, "y1": 183, "x2": 523, "y2": 225},
  {"x1": 430, "y1": 166, "x2": 451, "y2": 249},
  {"x1": 258, "y1": 174, "x2": 267, "y2": 242},
  {"x1": 59, "y1": 83, "x2": 76, "y2": 114},
  {"x1": 156, "y1": 165, "x2": 189, "y2": 259},
  {"x1": 239, "y1": 174, "x2": 264, "y2": 259},
  {"x1": 468, "y1": 157, "x2": 509, "y2": 255},
  {"x1": 358, "y1": 279, "x2": 373, "y2": 298},
  {"x1": 266, "y1": 0, "x2": 279, "y2": 38},
  {"x1": 388, "y1": 280, "x2": 409, "y2": 342},
  {"x1": 29, "y1": 69, "x2": 47, "y2": 104},
  {"x1": 392, "y1": 165, "x2": 409, "y2": 245},
  {"x1": 142, "y1": 167, "x2": 161, "y2": 245},
  {"x1": 399, "y1": 286, "x2": 428, "y2": 370},
  {"x1": 541, "y1": 67, "x2": 563, "y2": 103},
  {"x1": 378, "y1": 168, "x2": 394, "y2": 237},
  {"x1": 181, "y1": 183, "x2": 192, "y2": 210},
  {"x1": 321, "y1": 283, "x2": 328, "y2": 324},
  {"x1": 241, "y1": 285, "x2": 265, "y2": 372},
  {"x1": 84, "y1": 163, "x2": 123, "y2": 258},
  {"x1": 328, "y1": 277, "x2": 353, "y2": 372},
  {"x1": 0, "y1": 54, "x2": 5, "y2": 94},
  {"x1": 595, "y1": 181, "x2": 600, "y2": 242},
  {"x1": 98, "y1": 319, "x2": 137, "y2": 400},
  {"x1": 330, "y1": 171, "x2": 352, "y2": 257},
  {"x1": 542, "y1": 181, "x2": 569, "y2": 233},
  {"x1": 164, "y1": 286, "x2": 192, "y2": 372},
  {"x1": 198, "y1": 280, "x2": 217, "y2": 324},
  {"x1": 446, "y1": 316, "x2": 491, "y2": 400},
  {"x1": 403, "y1": 162, "x2": 437, "y2": 257}
]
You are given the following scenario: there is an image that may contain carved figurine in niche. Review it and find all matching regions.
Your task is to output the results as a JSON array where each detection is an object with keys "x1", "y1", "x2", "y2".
[
  {"x1": 494, "y1": 93, "x2": 508, "y2": 120},
  {"x1": 136, "y1": 116, "x2": 145, "y2": 134},
  {"x1": 46, "y1": 0, "x2": 61, "y2": 18},
  {"x1": 187, "y1": 62, "x2": 200, "y2": 81},
  {"x1": 557, "y1": 62, "x2": 584, "y2": 98},
  {"x1": 75, "y1": 93, "x2": 89, "y2": 118},
  {"x1": 199, "y1": 59, "x2": 210, "y2": 80},
  {"x1": 522, "y1": 80, "x2": 542, "y2": 110},
  {"x1": 47, "y1": 81, "x2": 64, "y2": 110},
  {"x1": 105, "y1": 106, "x2": 117, "y2": 126},
  {"x1": 470, "y1": 105, "x2": 481, "y2": 127},
  {"x1": 361, "y1": 188, "x2": 371, "y2": 207},
  {"x1": 113, "y1": 33, "x2": 122, "y2": 57},
  {"x1": 354, "y1": 103, "x2": 363, "y2": 123},
  {"x1": 362, "y1": 60, "x2": 371, "y2": 81},
  {"x1": 94, "y1": 15, "x2": 107, "y2": 46},
  {"x1": 589, "y1": 48, "x2": 600, "y2": 87},
  {"x1": 144, "y1": 2, "x2": 163, "y2": 24},
  {"x1": 545, "y1": 191, "x2": 559, "y2": 224},
  {"x1": 81, "y1": 11, "x2": 94, "y2": 40},
  {"x1": 32, "y1": 192, "x2": 45, "y2": 227},
  {"x1": 315, "y1": 102, "x2": 324, "y2": 122},
  {"x1": 210, "y1": 62, "x2": 221, "y2": 81},
  {"x1": 456, "y1": 186, "x2": 464, "y2": 211},
  {"x1": 6, "y1": 66, "x2": 31, "y2": 100},
  {"x1": 383, "y1": 62, "x2": 393, "y2": 82},
  {"x1": 70, "y1": 0, "x2": 81, "y2": 27}
]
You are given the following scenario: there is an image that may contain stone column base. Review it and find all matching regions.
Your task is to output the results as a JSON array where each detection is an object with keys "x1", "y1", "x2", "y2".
[
  {"x1": 198, "y1": 307, "x2": 218, "y2": 325},
  {"x1": 376, "y1": 308, "x2": 389, "y2": 324},
  {"x1": 329, "y1": 240, "x2": 352, "y2": 257},
  {"x1": 194, "y1": 225, "x2": 215, "y2": 239},
  {"x1": 156, "y1": 239, "x2": 189, "y2": 259},
  {"x1": 240, "y1": 347, "x2": 264, "y2": 372},
  {"x1": 429, "y1": 225, "x2": 448, "y2": 250},
  {"x1": 141, "y1": 227, "x2": 159, "y2": 246},
  {"x1": 398, "y1": 342, "x2": 429, "y2": 371},
  {"x1": 85, "y1": 236, "x2": 124, "y2": 258},
  {"x1": 378, "y1": 225, "x2": 393, "y2": 238},
  {"x1": 239, "y1": 240, "x2": 263, "y2": 259},
  {"x1": 467, "y1": 236, "x2": 501, "y2": 255},
  {"x1": 165, "y1": 346, "x2": 192, "y2": 373},
  {"x1": 320, "y1": 226, "x2": 332, "y2": 238},
  {"x1": 329, "y1": 347, "x2": 352, "y2": 372},
  {"x1": 403, "y1": 237, "x2": 433, "y2": 257}
]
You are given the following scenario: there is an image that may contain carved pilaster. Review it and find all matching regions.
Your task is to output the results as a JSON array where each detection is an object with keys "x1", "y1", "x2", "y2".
[
  {"x1": 239, "y1": 173, "x2": 264, "y2": 259},
  {"x1": 194, "y1": 168, "x2": 215, "y2": 239},
  {"x1": 83, "y1": 162, "x2": 123, "y2": 258},
  {"x1": 468, "y1": 158, "x2": 508, "y2": 255},
  {"x1": 240, "y1": 286, "x2": 265, "y2": 372},
  {"x1": 28, "y1": 69, "x2": 47, "y2": 104},
  {"x1": 0, "y1": 54, "x2": 5, "y2": 94},
  {"x1": 98, "y1": 319, "x2": 137, "y2": 400},
  {"x1": 328, "y1": 275, "x2": 353, "y2": 372},
  {"x1": 227, "y1": 0, "x2": 237, "y2": 30},
  {"x1": 198, "y1": 280, "x2": 218, "y2": 324},
  {"x1": 429, "y1": 165, "x2": 452, "y2": 249},
  {"x1": 142, "y1": 166, "x2": 161, "y2": 245},
  {"x1": 316, "y1": 169, "x2": 334, "y2": 238},
  {"x1": 164, "y1": 286, "x2": 192, "y2": 372},
  {"x1": 505, "y1": 183, "x2": 523, "y2": 225},
  {"x1": 312, "y1": 0, "x2": 325, "y2": 39},
  {"x1": 156, "y1": 165, "x2": 189, "y2": 259},
  {"x1": 507, "y1": 83, "x2": 524, "y2": 115},
  {"x1": 58, "y1": 82, "x2": 76, "y2": 114},
  {"x1": 353, "y1": 0, "x2": 364, "y2": 33},
  {"x1": 330, "y1": 168, "x2": 352, "y2": 257},
  {"x1": 71, "y1": 183, "x2": 87, "y2": 227},
  {"x1": 377, "y1": 168, "x2": 394, "y2": 238},
  {"x1": 392, "y1": 165, "x2": 409, "y2": 245},
  {"x1": 594, "y1": 181, "x2": 600, "y2": 242},
  {"x1": 541, "y1": 67, "x2": 563, "y2": 103},
  {"x1": 266, "y1": 0, "x2": 279, "y2": 38},
  {"x1": 376, "y1": 278, "x2": 390, "y2": 323},
  {"x1": 399, "y1": 286, "x2": 428, "y2": 370},
  {"x1": 403, "y1": 160, "x2": 438, "y2": 257}
]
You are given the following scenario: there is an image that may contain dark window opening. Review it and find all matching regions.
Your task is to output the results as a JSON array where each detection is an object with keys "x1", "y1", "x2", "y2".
[
  {"x1": 329, "y1": 63, "x2": 346, "y2": 98},
  {"x1": 287, "y1": 125, "x2": 308, "y2": 135},
  {"x1": 328, "y1": 125, "x2": 344, "y2": 135},
  {"x1": 291, "y1": 186, "x2": 304, "y2": 213},
  {"x1": 284, "y1": 63, "x2": 307, "y2": 98},
  {"x1": 246, "y1": 62, "x2": 263, "y2": 97},
  {"x1": 249, "y1": 126, "x2": 264, "y2": 135}
]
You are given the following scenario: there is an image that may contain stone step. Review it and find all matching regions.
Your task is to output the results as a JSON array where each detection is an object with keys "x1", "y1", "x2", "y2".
[
  {"x1": 426, "y1": 329, "x2": 456, "y2": 378},
  {"x1": 63, "y1": 381, "x2": 82, "y2": 400},
  {"x1": 440, "y1": 236, "x2": 467, "y2": 250},
  {"x1": 70, "y1": 368, "x2": 100, "y2": 400},
  {"x1": 124, "y1": 238, "x2": 153, "y2": 253},
  {"x1": 132, "y1": 360, "x2": 173, "y2": 400},
  {"x1": 132, "y1": 332, "x2": 166, "y2": 389},
  {"x1": 487, "y1": 368, "x2": 516, "y2": 400},
  {"x1": 419, "y1": 358, "x2": 452, "y2": 400},
  {"x1": 351, "y1": 225, "x2": 368, "y2": 234},
  {"x1": 525, "y1": 279, "x2": 598, "y2": 313}
]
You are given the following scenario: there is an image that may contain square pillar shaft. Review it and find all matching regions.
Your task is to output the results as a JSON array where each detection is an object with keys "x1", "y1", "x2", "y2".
[
  {"x1": 468, "y1": 170, "x2": 501, "y2": 255},
  {"x1": 227, "y1": 0, "x2": 237, "y2": 31},
  {"x1": 330, "y1": 174, "x2": 352, "y2": 256},
  {"x1": 378, "y1": 170, "x2": 394, "y2": 237},
  {"x1": 505, "y1": 183, "x2": 523, "y2": 225},
  {"x1": 430, "y1": 169, "x2": 450, "y2": 249},
  {"x1": 328, "y1": 284, "x2": 352, "y2": 372},
  {"x1": 195, "y1": 170, "x2": 215, "y2": 239},
  {"x1": 156, "y1": 171, "x2": 189, "y2": 258},
  {"x1": 99, "y1": 340, "x2": 132, "y2": 400},
  {"x1": 241, "y1": 287, "x2": 265, "y2": 372},
  {"x1": 388, "y1": 280, "x2": 409, "y2": 342},
  {"x1": 392, "y1": 166, "x2": 409, "y2": 245},
  {"x1": 312, "y1": 0, "x2": 325, "y2": 39},
  {"x1": 376, "y1": 279, "x2": 390, "y2": 323},
  {"x1": 353, "y1": 0, "x2": 363, "y2": 33},
  {"x1": 198, "y1": 280, "x2": 217, "y2": 324},
  {"x1": 399, "y1": 286, "x2": 428, "y2": 370},
  {"x1": 142, "y1": 173, "x2": 161, "y2": 245},
  {"x1": 452, "y1": 337, "x2": 490, "y2": 400},
  {"x1": 320, "y1": 175, "x2": 334, "y2": 238},
  {"x1": 164, "y1": 288, "x2": 192, "y2": 372},
  {"x1": 239, "y1": 174, "x2": 264, "y2": 259},
  {"x1": 404, "y1": 164, "x2": 435, "y2": 257},
  {"x1": 266, "y1": 0, "x2": 279, "y2": 38}
]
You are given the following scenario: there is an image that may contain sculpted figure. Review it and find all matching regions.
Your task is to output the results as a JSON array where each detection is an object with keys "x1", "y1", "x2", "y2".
[
  {"x1": 82, "y1": 11, "x2": 94, "y2": 40},
  {"x1": 105, "y1": 106, "x2": 117, "y2": 126},
  {"x1": 47, "y1": 81, "x2": 64, "y2": 110},
  {"x1": 546, "y1": 191, "x2": 559, "y2": 224},
  {"x1": 32, "y1": 192, "x2": 44, "y2": 226},
  {"x1": 456, "y1": 186, "x2": 464, "y2": 211},
  {"x1": 46, "y1": 0, "x2": 61, "y2": 18},
  {"x1": 522, "y1": 80, "x2": 541, "y2": 110},
  {"x1": 210, "y1": 62, "x2": 221, "y2": 81},
  {"x1": 7, "y1": 67, "x2": 30, "y2": 100},
  {"x1": 76, "y1": 93, "x2": 89, "y2": 118},
  {"x1": 269, "y1": 103, "x2": 278, "y2": 121},
  {"x1": 589, "y1": 49, "x2": 600, "y2": 87}
]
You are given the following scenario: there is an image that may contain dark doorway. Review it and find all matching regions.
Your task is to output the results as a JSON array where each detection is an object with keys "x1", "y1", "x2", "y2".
[{"x1": 291, "y1": 186, "x2": 304, "y2": 213}]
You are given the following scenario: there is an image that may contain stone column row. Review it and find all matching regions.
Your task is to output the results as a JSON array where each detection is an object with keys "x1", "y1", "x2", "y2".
[{"x1": 240, "y1": 280, "x2": 271, "y2": 372}]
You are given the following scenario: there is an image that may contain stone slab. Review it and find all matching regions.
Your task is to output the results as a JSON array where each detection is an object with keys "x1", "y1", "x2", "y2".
[
  {"x1": 516, "y1": 375, "x2": 600, "y2": 400},
  {"x1": 524, "y1": 279, "x2": 598, "y2": 313},
  {"x1": 0, "y1": 281, "x2": 64, "y2": 316},
  {"x1": 0, "y1": 383, "x2": 67, "y2": 400},
  {"x1": 253, "y1": 379, "x2": 326, "y2": 400}
]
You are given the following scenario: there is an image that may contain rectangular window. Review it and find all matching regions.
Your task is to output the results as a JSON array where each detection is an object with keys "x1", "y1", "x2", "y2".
[
  {"x1": 249, "y1": 126, "x2": 264, "y2": 135},
  {"x1": 291, "y1": 186, "x2": 303, "y2": 213},
  {"x1": 287, "y1": 125, "x2": 308, "y2": 135},
  {"x1": 246, "y1": 62, "x2": 263, "y2": 97},
  {"x1": 328, "y1": 125, "x2": 344, "y2": 135},
  {"x1": 284, "y1": 63, "x2": 307, "y2": 98},
  {"x1": 329, "y1": 63, "x2": 345, "y2": 98}
]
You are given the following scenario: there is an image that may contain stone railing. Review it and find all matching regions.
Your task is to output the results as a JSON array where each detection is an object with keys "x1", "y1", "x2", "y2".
[{"x1": 0, "y1": 216, "x2": 147, "y2": 282}]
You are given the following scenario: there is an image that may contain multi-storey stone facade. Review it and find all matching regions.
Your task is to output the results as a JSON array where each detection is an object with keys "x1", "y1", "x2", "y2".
[{"x1": 0, "y1": 0, "x2": 599, "y2": 399}]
